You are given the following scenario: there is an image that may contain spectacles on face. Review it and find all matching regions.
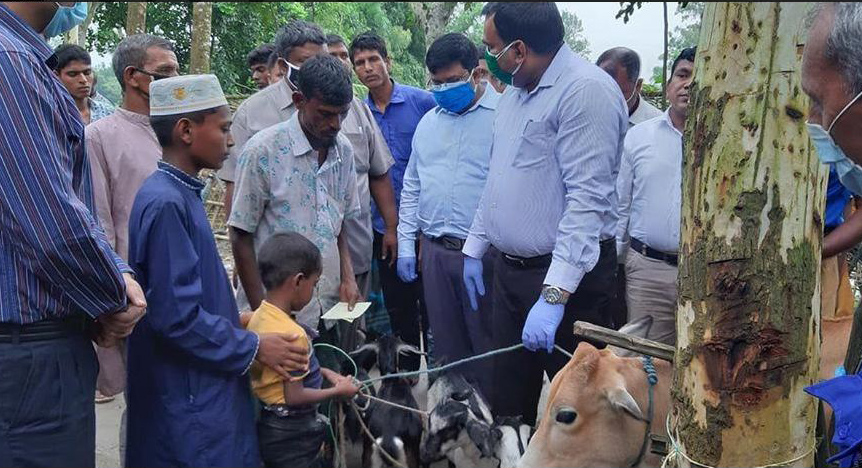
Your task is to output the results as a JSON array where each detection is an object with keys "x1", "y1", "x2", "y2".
[
  {"x1": 133, "y1": 67, "x2": 174, "y2": 81},
  {"x1": 427, "y1": 69, "x2": 474, "y2": 89}
]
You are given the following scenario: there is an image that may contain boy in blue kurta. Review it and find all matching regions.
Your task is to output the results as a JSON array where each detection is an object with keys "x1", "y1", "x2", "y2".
[{"x1": 125, "y1": 75, "x2": 308, "y2": 467}]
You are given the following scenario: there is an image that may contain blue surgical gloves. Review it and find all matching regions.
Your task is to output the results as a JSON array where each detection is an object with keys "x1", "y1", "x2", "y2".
[
  {"x1": 522, "y1": 296, "x2": 565, "y2": 353},
  {"x1": 462, "y1": 256, "x2": 485, "y2": 311},
  {"x1": 396, "y1": 256, "x2": 418, "y2": 283}
]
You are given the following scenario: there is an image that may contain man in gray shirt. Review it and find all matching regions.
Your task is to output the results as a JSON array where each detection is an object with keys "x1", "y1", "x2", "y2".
[{"x1": 462, "y1": 2, "x2": 627, "y2": 424}]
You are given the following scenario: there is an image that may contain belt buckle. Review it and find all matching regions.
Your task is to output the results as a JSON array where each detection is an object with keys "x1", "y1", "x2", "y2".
[{"x1": 505, "y1": 254, "x2": 526, "y2": 267}]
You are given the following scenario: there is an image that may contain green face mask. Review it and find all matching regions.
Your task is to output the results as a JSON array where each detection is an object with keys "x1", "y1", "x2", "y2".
[{"x1": 485, "y1": 41, "x2": 522, "y2": 86}]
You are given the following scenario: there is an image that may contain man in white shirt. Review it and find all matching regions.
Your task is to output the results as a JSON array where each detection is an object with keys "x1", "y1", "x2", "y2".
[
  {"x1": 616, "y1": 47, "x2": 695, "y2": 346},
  {"x1": 597, "y1": 47, "x2": 663, "y2": 128}
]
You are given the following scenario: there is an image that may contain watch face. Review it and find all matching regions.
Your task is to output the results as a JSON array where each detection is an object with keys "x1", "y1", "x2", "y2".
[{"x1": 545, "y1": 288, "x2": 562, "y2": 304}]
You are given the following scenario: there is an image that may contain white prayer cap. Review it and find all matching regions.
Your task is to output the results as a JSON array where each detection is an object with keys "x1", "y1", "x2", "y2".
[{"x1": 149, "y1": 74, "x2": 229, "y2": 116}]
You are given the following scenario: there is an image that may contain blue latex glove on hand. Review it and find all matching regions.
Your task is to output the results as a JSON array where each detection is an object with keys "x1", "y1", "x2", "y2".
[
  {"x1": 397, "y1": 256, "x2": 418, "y2": 283},
  {"x1": 463, "y1": 256, "x2": 485, "y2": 311},
  {"x1": 522, "y1": 296, "x2": 565, "y2": 353}
]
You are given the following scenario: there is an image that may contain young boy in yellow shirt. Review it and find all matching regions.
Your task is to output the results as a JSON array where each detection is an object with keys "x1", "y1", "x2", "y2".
[{"x1": 247, "y1": 232, "x2": 359, "y2": 467}]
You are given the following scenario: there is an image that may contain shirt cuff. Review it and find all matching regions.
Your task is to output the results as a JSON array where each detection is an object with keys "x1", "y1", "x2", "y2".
[
  {"x1": 242, "y1": 332, "x2": 261, "y2": 376},
  {"x1": 462, "y1": 235, "x2": 490, "y2": 260},
  {"x1": 544, "y1": 258, "x2": 586, "y2": 294}
]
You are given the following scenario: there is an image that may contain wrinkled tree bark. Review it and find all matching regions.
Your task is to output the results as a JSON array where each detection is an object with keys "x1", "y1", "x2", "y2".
[
  {"x1": 126, "y1": 2, "x2": 147, "y2": 36},
  {"x1": 189, "y1": 2, "x2": 213, "y2": 74},
  {"x1": 409, "y1": 2, "x2": 458, "y2": 46},
  {"x1": 672, "y1": 3, "x2": 821, "y2": 467}
]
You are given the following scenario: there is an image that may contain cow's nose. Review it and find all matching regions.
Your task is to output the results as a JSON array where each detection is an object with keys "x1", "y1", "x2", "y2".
[{"x1": 555, "y1": 408, "x2": 578, "y2": 424}]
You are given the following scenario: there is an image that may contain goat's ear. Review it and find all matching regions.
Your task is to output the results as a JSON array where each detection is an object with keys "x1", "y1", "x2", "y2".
[
  {"x1": 607, "y1": 387, "x2": 646, "y2": 422},
  {"x1": 349, "y1": 343, "x2": 378, "y2": 371},
  {"x1": 397, "y1": 343, "x2": 426, "y2": 356}
]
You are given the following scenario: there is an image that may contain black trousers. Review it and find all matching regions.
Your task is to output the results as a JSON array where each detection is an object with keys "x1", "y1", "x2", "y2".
[
  {"x1": 0, "y1": 332, "x2": 98, "y2": 467},
  {"x1": 373, "y1": 231, "x2": 428, "y2": 371},
  {"x1": 490, "y1": 240, "x2": 616, "y2": 426},
  {"x1": 258, "y1": 410, "x2": 326, "y2": 468}
]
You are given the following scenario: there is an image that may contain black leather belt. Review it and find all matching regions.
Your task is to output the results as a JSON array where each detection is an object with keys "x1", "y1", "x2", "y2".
[
  {"x1": 0, "y1": 316, "x2": 89, "y2": 344},
  {"x1": 427, "y1": 234, "x2": 465, "y2": 251},
  {"x1": 500, "y1": 238, "x2": 615, "y2": 269},
  {"x1": 631, "y1": 238, "x2": 678, "y2": 266}
]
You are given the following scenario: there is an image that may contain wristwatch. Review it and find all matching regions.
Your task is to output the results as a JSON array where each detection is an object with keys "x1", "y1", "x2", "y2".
[{"x1": 541, "y1": 285, "x2": 571, "y2": 305}]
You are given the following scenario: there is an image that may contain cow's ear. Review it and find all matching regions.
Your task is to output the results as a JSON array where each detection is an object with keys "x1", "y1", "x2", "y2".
[{"x1": 607, "y1": 387, "x2": 647, "y2": 422}]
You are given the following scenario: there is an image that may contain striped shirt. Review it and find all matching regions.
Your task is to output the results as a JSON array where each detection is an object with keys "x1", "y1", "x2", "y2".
[
  {"x1": 463, "y1": 44, "x2": 628, "y2": 293},
  {"x1": 0, "y1": 4, "x2": 128, "y2": 324}
]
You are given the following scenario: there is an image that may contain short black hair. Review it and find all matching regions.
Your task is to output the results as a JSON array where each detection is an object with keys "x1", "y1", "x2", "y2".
[
  {"x1": 149, "y1": 108, "x2": 219, "y2": 147},
  {"x1": 267, "y1": 49, "x2": 280, "y2": 70},
  {"x1": 481, "y1": 2, "x2": 564, "y2": 55},
  {"x1": 596, "y1": 47, "x2": 641, "y2": 83},
  {"x1": 426, "y1": 33, "x2": 479, "y2": 75},
  {"x1": 326, "y1": 33, "x2": 345, "y2": 47},
  {"x1": 274, "y1": 20, "x2": 326, "y2": 62},
  {"x1": 349, "y1": 32, "x2": 388, "y2": 64},
  {"x1": 53, "y1": 44, "x2": 91, "y2": 71},
  {"x1": 112, "y1": 34, "x2": 174, "y2": 91},
  {"x1": 258, "y1": 233, "x2": 322, "y2": 291},
  {"x1": 671, "y1": 47, "x2": 697, "y2": 76},
  {"x1": 247, "y1": 43, "x2": 275, "y2": 68},
  {"x1": 296, "y1": 54, "x2": 353, "y2": 106}
]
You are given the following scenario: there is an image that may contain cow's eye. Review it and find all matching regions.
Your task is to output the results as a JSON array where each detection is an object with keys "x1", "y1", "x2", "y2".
[{"x1": 555, "y1": 408, "x2": 577, "y2": 424}]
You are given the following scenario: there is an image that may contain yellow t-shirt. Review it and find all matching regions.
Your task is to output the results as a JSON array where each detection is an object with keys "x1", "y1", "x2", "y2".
[{"x1": 246, "y1": 300, "x2": 310, "y2": 405}]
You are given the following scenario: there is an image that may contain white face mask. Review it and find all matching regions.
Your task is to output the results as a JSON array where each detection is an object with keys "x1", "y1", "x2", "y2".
[
  {"x1": 807, "y1": 89, "x2": 862, "y2": 195},
  {"x1": 279, "y1": 58, "x2": 301, "y2": 89}
]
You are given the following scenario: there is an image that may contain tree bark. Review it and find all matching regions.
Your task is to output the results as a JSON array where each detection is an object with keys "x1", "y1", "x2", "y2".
[
  {"x1": 126, "y1": 2, "x2": 147, "y2": 36},
  {"x1": 662, "y1": 2, "x2": 669, "y2": 109},
  {"x1": 409, "y1": 2, "x2": 458, "y2": 46},
  {"x1": 672, "y1": 3, "x2": 820, "y2": 467},
  {"x1": 77, "y1": 2, "x2": 102, "y2": 48},
  {"x1": 189, "y1": 2, "x2": 213, "y2": 74}
]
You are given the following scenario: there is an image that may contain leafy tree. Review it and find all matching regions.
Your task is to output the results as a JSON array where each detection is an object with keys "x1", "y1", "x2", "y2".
[
  {"x1": 561, "y1": 10, "x2": 590, "y2": 57},
  {"x1": 651, "y1": 2, "x2": 703, "y2": 85},
  {"x1": 93, "y1": 64, "x2": 122, "y2": 105}
]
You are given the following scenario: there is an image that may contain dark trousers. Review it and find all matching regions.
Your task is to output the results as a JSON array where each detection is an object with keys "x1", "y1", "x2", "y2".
[
  {"x1": 420, "y1": 236, "x2": 495, "y2": 400},
  {"x1": 490, "y1": 240, "x2": 616, "y2": 425},
  {"x1": 373, "y1": 231, "x2": 428, "y2": 371},
  {"x1": 611, "y1": 263, "x2": 628, "y2": 329},
  {"x1": 0, "y1": 332, "x2": 97, "y2": 467},
  {"x1": 258, "y1": 410, "x2": 326, "y2": 468}
]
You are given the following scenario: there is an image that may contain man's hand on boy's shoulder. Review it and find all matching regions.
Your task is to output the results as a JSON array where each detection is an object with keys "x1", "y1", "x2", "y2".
[{"x1": 255, "y1": 332, "x2": 310, "y2": 380}]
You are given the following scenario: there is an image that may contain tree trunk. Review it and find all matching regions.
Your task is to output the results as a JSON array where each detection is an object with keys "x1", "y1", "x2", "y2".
[
  {"x1": 77, "y1": 2, "x2": 102, "y2": 48},
  {"x1": 189, "y1": 2, "x2": 213, "y2": 74},
  {"x1": 672, "y1": 3, "x2": 821, "y2": 467},
  {"x1": 409, "y1": 2, "x2": 458, "y2": 46},
  {"x1": 126, "y1": 2, "x2": 147, "y2": 36},
  {"x1": 662, "y1": 1, "x2": 669, "y2": 109}
]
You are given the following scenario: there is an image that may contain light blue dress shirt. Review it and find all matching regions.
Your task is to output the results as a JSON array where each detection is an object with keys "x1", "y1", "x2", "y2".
[
  {"x1": 463, "y1": 44, "x2": 628, "y2": 293},
  {"x1": 397, "y1": 88, "x2": 499, "y2": 258},
  {"x1": 616, "y1": 111, "x2": 683, "y2": 257}
]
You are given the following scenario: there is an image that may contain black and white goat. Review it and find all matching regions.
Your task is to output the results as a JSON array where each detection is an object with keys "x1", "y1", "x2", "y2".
[
  {"x1": 421, "y1": 372, "x2": 532, "y2": 468},
  {"x1": 349, "y1": 334, "x2": 426, "y2": 468}
]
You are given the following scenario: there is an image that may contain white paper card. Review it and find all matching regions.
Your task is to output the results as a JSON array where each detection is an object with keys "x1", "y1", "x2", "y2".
[{"x1": 321, "y1": 302, "x2": 371, "y2": 323}]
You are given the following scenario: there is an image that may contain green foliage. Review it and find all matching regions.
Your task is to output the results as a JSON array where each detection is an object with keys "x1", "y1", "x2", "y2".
[
  {"x1": 93, "y1": 64, "x2": 122, "y2": 105},
  {"x1": 561, "y1": 10, "x2": 590, "y2": 57},
  {"x1": 651, "y1": 2, "x2": 703, "y2": 85},
  {"x1": 445, "y1": 2, "x2": 484, "y2": 46},
  {"x1": 88, "y1": 2, "x2": 435, "y2": 95}
]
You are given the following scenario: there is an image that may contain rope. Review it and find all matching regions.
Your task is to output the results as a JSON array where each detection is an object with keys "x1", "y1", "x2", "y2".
[
  {"x1": 349, "y1": 400, "x2": 409, "y2": 468},
  {"x1": 661, "y1": 413, "x2": 816, "y2": 468},
  {"x1": 313, "y1": 343, "x2": 359, "y2": 377},
  {"x1": 360, "y1": 391, "x2": 430, "y2": 419},
  {"x1": 358, "y1": 342, "x2": 575, "y2": 387}
]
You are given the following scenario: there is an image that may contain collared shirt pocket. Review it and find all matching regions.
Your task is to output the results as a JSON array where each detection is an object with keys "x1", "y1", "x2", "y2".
[
  {"x1": 343, "y1": 130, "x2": 370, "y2": 173},
  {"x1": 513, "y1": 119, "x2": 553, "y2": 169}
]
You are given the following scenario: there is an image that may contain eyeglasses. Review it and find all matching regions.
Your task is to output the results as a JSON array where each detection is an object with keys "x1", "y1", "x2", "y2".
[
  {"x1": 133, "y1": 67, "x2": 175, "y2": 81},
  {"x1": 427, "y1": 69, "x2": 474, "y2": 90}
]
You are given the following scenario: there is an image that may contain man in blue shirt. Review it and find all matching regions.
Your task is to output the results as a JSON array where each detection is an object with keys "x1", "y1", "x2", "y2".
[
  {"x1": 0, "y1": 3, "x2": 147, "y2": 466},
  {"x1": 396, "y1": 33, "x2": 498, "y2": 398},
  {"x1": 462, "y1": 2, "x2": 627, "y2": 424},
  {"x1": 350, "y1": 32, "x2": 437, "y2": 371}
]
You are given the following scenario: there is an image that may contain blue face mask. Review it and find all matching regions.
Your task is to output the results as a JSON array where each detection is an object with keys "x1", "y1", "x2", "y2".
[
  {"x1": 807, "y1": 89, "x2": 862, "y2": 195},
  {"x1": 43, "y1": 2, "x2": 88, "y2": 38},
  {"x1": 431, "y1": 70, "x2": 476, "y2": 114}
]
